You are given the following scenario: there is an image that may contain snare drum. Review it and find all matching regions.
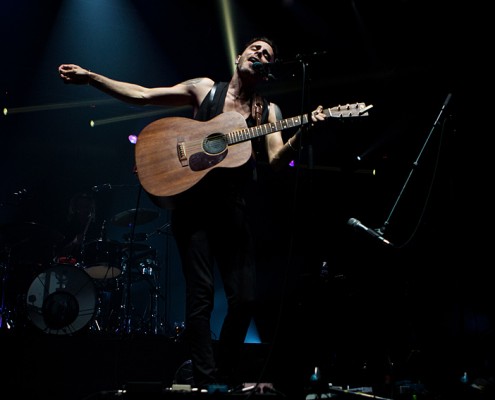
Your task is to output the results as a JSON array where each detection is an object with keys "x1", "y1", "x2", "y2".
[
  {"x1": 25, "y1": 264, "x2": 97, "y2": 335},
  {"x1": 81, "y1": 239, "x2": 122, "y2": 280}
]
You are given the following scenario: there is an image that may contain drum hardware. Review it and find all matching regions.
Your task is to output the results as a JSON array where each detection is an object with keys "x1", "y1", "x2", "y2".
[
  {"x1": 87, "y1": 205, "x2": 166, "y2": 336},
  {"x1": 114, "y1": 219, "x2": 170, "y2": 335},
  {"x1": 97, "y1": 218, "x2": 106, "y2": 243},
  {"x1": 139, "y1": 258, "x2": 156, "y2": 277},
  {"x1": 121, "y1": 242, "x2": 154, "y2": 256},
  {"x1": 109, "y1": 206, "x2": 155, "y2": 334},
  {"x1": 80, "y1": 239, "x2": 122, "y2": 281},
  {"x1": 149, "y1": 278, "x2": 161, "y2": 335},
  {"x1": 134, "y1": 255, "x2": 161, "y2": 335},
  {"x1": 88, "y1": 286, "x2": 124, "y2": 334},
  {"x1": 145, "y1": 222, "x2": 171, "y2": 239},
  {"x1": 117, "y1": 224, "x2": 168, "y2": 333},
  {"x1": 121, "y1": 222, "x2": 170, "y2": 243},
  {"x1": 110, "y1": 248, "x2": 163, "y2": 335}
]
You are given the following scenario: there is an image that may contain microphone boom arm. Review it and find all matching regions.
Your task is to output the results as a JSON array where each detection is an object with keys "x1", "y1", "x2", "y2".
[{"x1": 374, "y1": 93, "x2": 452, "y2": 241}]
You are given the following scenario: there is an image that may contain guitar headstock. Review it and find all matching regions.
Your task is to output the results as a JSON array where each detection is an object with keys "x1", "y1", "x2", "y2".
[{"x1": 325, "y1": 102, "x2": 373, "y2": 118}]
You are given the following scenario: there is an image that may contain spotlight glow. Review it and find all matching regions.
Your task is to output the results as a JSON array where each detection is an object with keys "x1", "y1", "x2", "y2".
[
  {"x1": 128, "y1": 134, "x2": 137, "y2": 144},
  {"x1": 219, "y1": 0, "x2": 237, "y2": 74},
  {"x1": 4, "y1": 99, "x2": 116, "y2": 115},
  {"x1": 89, "y1": 107, "x2": 188, "y2": 127}
]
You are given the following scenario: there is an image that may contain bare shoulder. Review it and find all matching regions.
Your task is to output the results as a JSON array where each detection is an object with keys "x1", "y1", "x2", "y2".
[
  {"x1": 180, "y1": 77, "x2": 215, "y2": 91},
  {"x1": 180, "y1": 77, "x2": 215, "y2": 102}
]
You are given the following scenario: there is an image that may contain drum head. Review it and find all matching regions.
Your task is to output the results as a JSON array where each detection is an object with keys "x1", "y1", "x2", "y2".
[
  {"x1": 82, "y1": 240, "x2": 122, "y2": 280},
  {"x1": 26, "y1": 265, "x2": 97, "y2": 335}
]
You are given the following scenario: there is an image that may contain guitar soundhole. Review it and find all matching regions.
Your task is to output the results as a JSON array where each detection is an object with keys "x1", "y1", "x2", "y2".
[
  {"x1": 203, "y1": 133, "x2": 227, "y2": 154},
  {"x1": 188, "y1": 134, "x2": 228, "y2": 172}
]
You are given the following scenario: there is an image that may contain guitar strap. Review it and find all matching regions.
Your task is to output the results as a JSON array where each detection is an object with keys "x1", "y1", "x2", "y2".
[
  {"x1": 249, "y1": 93, "x2": 264, "y2": 168},
  {"x1": 251, "y1": 93, "x2": 263, "y2": 127},
  {"x1": 209, "y1": 82, "x2": 217, "y2": 105},
  {"x1": 205, "y1": 82, "x2": 264, "y2": 126}
]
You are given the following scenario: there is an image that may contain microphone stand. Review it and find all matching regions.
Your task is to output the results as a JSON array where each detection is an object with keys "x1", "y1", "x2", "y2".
[
  {"x1": 294, "y1": 56, "x2": 314, "y2": 170},
  {"x1": 269, "y1": 51, "x2": 329, "y2": 168},
  {"x1": 375, "y1": 93, "x2": 452, "y2": 242}
]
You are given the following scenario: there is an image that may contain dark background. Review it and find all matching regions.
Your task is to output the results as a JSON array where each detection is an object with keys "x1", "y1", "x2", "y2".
[{"x1": 1, "y1": 0, "x2": 490, "y2": 398}]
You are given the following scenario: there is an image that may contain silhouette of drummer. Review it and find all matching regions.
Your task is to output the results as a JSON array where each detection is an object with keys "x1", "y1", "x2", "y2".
[{"x1": 56, "y1": 192, "x2": 101, "y2": 265}]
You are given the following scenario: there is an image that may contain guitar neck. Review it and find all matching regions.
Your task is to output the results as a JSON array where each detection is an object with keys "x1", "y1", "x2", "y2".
[
  {"x1": 227, "y1": 114, "x2": 308, "y2": 145},
  {"x1": 226, "y1": 102, "x2": 372, "y2": 145}
]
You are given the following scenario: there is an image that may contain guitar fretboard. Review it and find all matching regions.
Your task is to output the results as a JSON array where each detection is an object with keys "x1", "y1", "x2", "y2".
[
  {"x1": 225, "y1": 102, "x2": 372, "y2": 145},
  {"x1": 227, "y1": 114, "x2": 310, "y2": 144}
]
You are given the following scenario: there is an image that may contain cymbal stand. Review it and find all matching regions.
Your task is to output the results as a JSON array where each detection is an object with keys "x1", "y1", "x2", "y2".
[
  {"x1": 120, "y1": 255, "x2": 137, "y2": 335},
  {"x1": 149, "y1": 267, "x2": 160, "y2": 335},
  {"x1": 144, "y1": 222, "x2": 171, "y2": 334},
  {"x1": 153, "y1": 259, "x2": 169, "y2": 335},
  {"x1": 118, "y1": 187, "x2": 144, "y2": 335}
]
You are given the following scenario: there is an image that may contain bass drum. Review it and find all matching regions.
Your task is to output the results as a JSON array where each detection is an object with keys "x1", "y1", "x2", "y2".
[{"x1": 25, "y1": 265, "x2": 97, "y2": 335}]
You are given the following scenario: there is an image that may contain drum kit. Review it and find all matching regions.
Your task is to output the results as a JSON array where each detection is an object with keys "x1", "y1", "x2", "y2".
[{"x1": 0, "y1": 208, "x2": 165, "y2": 336}]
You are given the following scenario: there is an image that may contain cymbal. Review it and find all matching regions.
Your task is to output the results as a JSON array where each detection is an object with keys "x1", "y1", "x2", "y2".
[
  {"x1": 111, "y1": 208, "x2": 159, "y2": 227},
  {"x1": 122, "y1": 243, "x2": 156, "y2": 261},
  {"x1": 0, "y1": 221, "x2": 65, "y2": 248}
]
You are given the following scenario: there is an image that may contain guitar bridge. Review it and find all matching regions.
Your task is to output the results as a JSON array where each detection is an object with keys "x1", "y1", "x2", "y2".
[{"x1": 177, "y1": 138, "x2": 188, "y2": 167}]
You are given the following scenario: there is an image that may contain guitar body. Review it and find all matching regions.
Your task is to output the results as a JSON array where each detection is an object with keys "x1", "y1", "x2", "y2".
[{"x1": 135, "y1": 111, "x2": 251, "y2": 198}]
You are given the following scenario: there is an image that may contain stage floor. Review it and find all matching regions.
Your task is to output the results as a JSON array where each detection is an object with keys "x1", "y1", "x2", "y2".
[{"x1": 2, "y1": 329, "x2": 491, "y2": 400}]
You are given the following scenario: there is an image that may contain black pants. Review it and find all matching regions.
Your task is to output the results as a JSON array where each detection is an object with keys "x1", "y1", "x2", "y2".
[{"x1": 171, "y1": 193, "x2": 257, "y2": 388}]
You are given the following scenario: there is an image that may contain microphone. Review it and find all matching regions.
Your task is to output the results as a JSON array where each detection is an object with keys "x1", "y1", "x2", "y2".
[
  {"x1": 252, "y1": 62, "x2": 276, "y2": 80},
  {"x1": 92, "y1": 183, "x2": 112, "y2": 192},
  {"x1": 252, "y1": 61, "x2": 266, "y2": 72},
  {"x1": 347, "y1": 218, "x2": 393, "y2": 246}
]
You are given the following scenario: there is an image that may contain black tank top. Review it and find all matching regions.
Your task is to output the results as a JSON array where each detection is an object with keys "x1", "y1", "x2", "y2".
[{"x1": 173, "y1": 82, "x2": 269, "y2": 207}]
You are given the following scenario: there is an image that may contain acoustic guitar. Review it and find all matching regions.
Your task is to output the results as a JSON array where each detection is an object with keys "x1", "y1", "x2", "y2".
[{"x1": 135, "y1": 102, "x2": 372, "y2": 200}]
